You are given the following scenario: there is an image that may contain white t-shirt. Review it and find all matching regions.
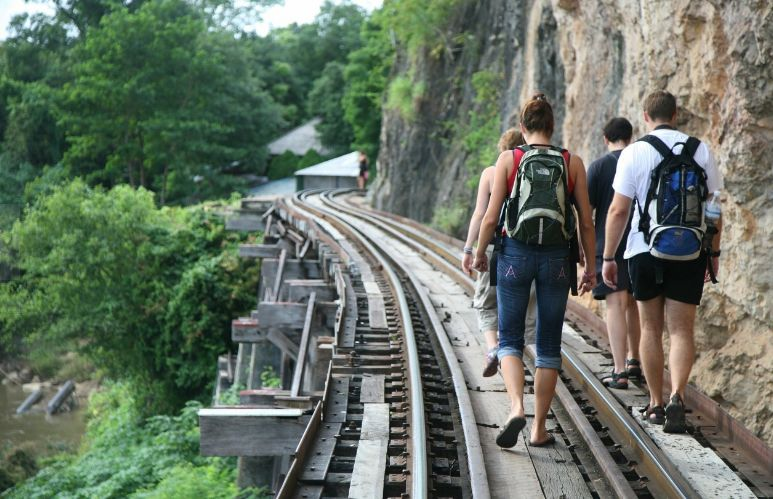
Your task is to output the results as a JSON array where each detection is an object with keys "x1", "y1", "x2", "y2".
[{"x1": 612, "y1": 128, "x2": 723, "y2": 259}]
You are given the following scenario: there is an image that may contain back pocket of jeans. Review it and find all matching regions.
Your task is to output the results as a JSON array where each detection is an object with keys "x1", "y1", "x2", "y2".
[
  {"x1": 549, "y1": 256, "x2": 570, "y2": 283},
  {"x1": 498, "y1": 255, "x2": 527, "y2": 281}
]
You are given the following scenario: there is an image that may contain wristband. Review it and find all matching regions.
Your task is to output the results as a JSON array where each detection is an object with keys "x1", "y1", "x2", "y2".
[
  {"x1": 602, "y1": 256, "x2": 615, "y2": 262},
  {"x1": 462, "y1": 246, "x2": 473, "y2": 255},
  {"x1": 711, "y1": 250, "x2": 721, "y2": 257}
]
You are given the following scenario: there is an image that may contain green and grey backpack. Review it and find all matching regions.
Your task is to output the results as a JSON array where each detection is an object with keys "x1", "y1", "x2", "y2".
[{"x1": 503, "y1": 144, "x2": 575, "y2": 245}]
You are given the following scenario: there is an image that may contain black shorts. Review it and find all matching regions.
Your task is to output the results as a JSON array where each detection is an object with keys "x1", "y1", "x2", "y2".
[
  {"x1": 593, "y1": 255, "x2": 632, "y2": 300},
  {"x1": 628, "y1": 252, "x2": 707, "y2": 305}
]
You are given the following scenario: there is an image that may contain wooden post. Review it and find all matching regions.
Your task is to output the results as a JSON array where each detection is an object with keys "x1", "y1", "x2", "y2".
[
  {"x1": 247, "y1": 343, "x2": 258, "y2": 390},
  {"x1": 272, "y1": 249, "x2": 287, "y2": 302},
  {"x1": 233, "y1": 343, "x2": 245, "y2": 389},
  {"x1": 290, "y1": 293, "x2": 316, "y2": 397}
]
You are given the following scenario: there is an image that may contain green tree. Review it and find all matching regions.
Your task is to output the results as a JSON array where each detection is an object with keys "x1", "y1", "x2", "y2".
[
  {"x1": 0, "y1": 181, "x2": 259, "y2": 409},
  {"x1": 309, "y1": 62, "x2": 354, "y2": 154},
  {"x1": 342, "y1": 8, "x2": 395, "y2": 159},
  {"x1": 250, "y1": 0, "x2": 367, "y2": 129},
  {"x1": 60, "y1": 0, "x2": 283, "y2": 204}
]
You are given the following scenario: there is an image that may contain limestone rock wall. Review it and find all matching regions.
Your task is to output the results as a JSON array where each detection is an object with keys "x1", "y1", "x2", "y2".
[{"x1": 372, "y1": 0, "x2": 773, "y2": 444}]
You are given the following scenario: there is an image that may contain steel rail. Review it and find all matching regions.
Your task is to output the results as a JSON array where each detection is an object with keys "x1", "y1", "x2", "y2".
[
  {"x1": 329, "y1": 189, "x2": 700, "y2": 498},
  {"x1": 317, "y1": 190, "x2": 491, "y2": 498},
  {"x1": 561, "y1": 346, "x2": 701, "y2": 499},
  {"x1": 292, "y1": 190, "x2": 429, "y2": 498}
]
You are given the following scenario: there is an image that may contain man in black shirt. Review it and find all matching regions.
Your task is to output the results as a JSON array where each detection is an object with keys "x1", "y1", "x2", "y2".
[{"x1": 587, "y1": 117, "x2": 641, "y2": 389}]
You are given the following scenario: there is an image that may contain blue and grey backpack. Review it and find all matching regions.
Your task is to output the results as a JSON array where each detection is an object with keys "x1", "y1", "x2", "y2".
[{"x1": 637, "y1": 135, "x2": 708, "y2": 261}]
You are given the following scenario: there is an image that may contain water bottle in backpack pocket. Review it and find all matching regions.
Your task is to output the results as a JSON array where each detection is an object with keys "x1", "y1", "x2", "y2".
[{"x1": 638, "y1": 135, "x2": 708, "y2": 261}]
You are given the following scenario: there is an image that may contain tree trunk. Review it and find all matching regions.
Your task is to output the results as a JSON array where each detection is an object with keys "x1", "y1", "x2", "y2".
[{"x1": 160, "y1": 164, "x2": 169, "y2": 206}]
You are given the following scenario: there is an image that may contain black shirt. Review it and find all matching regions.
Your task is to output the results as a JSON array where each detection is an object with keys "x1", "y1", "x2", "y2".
[{"x1": 587, "y1": 150, "x2": 631, "y2": 259}]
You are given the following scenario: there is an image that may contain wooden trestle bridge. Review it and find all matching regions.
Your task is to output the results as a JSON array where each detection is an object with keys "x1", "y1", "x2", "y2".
[{"x1": 198, "y1": 189, "x2": 772, "y2": 498}]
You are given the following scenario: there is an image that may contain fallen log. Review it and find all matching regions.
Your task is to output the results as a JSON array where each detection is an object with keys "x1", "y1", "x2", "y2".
[
  {"x1": 16, "y1": 389, "x2": 44, "y2": 414},
  {"x1": 46, "y1": 380, "x2": 75, "y2": 415}
]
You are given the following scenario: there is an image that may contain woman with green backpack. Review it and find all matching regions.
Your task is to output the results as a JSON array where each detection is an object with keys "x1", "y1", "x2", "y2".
[{"x1": 472, "y1": 93, "x2": 597, "y2": 448}]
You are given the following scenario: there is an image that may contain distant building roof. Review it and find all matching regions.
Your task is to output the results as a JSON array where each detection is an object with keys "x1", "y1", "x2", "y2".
[
  {"x1": 267, "y1": 118, "x2": 328, "y2": 156},
  {"x1": 294, "y1": 151, "x2": 360, "y2": 178}
]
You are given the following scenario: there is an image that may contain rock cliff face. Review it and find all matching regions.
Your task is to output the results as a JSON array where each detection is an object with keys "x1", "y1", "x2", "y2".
[{"x1": 372, "y1": 0, "x2": 773, "y2": 444}]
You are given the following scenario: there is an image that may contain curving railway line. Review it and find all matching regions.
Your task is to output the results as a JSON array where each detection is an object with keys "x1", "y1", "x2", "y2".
[{"x1": 228, "y1": 188, "x2": 771, "y2": 498}]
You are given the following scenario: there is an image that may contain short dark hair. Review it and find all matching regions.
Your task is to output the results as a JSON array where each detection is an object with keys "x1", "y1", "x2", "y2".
[
  {"x1": 603, "y1": 117, "x2": 633, "y2": 143},
  {"x1": 520, "y1": 93, "x2": 554, "y2": 137},
  {"x1": 644, "y1": 90, "x2": 677, "y2": 121}
]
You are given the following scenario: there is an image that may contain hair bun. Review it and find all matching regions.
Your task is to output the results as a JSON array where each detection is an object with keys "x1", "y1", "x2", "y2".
[{"x1": 532, "y1": 93, "x2": 548, "y2": 102}]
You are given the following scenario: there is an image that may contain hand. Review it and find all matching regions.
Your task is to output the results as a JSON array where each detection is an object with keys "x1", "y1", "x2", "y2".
[
  {"x1": 472, "y1": 252, "x2": 488, "y2": 272},
  {"x1": 704, "y1": 256, "x2": 720, "y2": 283},
  {"x1": 579, "y1": 270, "x2": 596, "y2": 295},
  {"x1": 602, "y1": 260, "x2": 618, "y2": 289},
  {"x1": 461, "y1": 252, "x2": 473, "y2": 276}
]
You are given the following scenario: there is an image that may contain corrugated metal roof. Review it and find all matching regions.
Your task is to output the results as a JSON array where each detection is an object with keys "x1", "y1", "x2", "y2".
[
  {"x1": 267, "y1": 118, "x2": 328, "y2": 156},
  {"x1": 294, "y1": 151, "x2": 360, "y2": 177}
]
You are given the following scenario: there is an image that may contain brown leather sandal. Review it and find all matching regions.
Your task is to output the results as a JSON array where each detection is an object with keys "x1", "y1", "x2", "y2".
[{"x1": 641, "y1": 404, "x2": 665, "y2": 425}]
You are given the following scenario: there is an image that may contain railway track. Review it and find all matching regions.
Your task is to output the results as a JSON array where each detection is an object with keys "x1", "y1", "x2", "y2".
[{"x1": 271, "y1": 189, "x2": 770, "y2": 498}]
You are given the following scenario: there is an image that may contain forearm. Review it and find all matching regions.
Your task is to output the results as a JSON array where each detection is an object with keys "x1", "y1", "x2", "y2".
[
  {"x1": 476, "y1": 216, "x2": 497, "y2": 257},
  {"x1": 579, "y1": 220, "x2": 595, "y2": 273},
  {"x1": 465, "y1": 212, "x2": 485, "y2": 248},
  {"x1": 603, "y1": 209, "x2": 628, "y2": 258}
]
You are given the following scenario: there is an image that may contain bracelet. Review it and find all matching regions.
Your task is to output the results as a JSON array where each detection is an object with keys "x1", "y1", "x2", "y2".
[
  {"x1": 711, "y1": 250, "x2": 721, "y2": 257},
  {"x1": 602, "y1": 256, "x2": 615, "y2": 262},
  {"x1": 462, "y1": 246, "x2": 473, "y2": 255}
]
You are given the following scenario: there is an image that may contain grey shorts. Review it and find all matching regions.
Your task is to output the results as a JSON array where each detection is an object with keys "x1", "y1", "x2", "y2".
[{"x1": 473, "y1": 267, "x2": 498, "y2": 333}]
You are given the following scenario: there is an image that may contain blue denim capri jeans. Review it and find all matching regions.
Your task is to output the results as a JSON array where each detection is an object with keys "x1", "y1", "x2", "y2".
[{"x1": 496, "y1": 237, "x2": 570, "y2": 370}]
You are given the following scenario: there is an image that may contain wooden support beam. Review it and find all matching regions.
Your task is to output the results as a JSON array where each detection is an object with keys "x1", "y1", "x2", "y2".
[
  {"x1": 286, "y1": 279, "x2": 336, "y2": 302},
  {"x1": 239, "y1": 388, "x2": 289, "y2": 405},
  {"x1": 260, "y1": 205, "x2": 276, "y2": 220},
  {"x1": 272, "y1": 249, "x2": 287, "y2": 302},
  {"x1": 247, "y1": 343, "x2": 258, "y2": 390},
  {"x1": 199, "y1": 408, "x2": 309, "y2": 456},
  {"x1": 232, "y1": 318, "x2": 265, "y2": 343},
  {"x1": 298, "y1": 238, "x2": 312, "y2": 259},
  {"x1": 267, "y1": 330, "x2": 299, "y2": 360},
  {"x1": 239, "y1": 244, "x2": 283, "y2": 259},
  {"x1": 254, "y1": 301, "x2": 338, "y2": 330},
  {"x1": 290, "y1": 292, "x2": 316, "y2": 397},
  {"x1": 226, "y1": 213, "x2": 265, "y2": 232},
  {"x1": 260, "y1": 259, "x2": 321, "y2": 293}
]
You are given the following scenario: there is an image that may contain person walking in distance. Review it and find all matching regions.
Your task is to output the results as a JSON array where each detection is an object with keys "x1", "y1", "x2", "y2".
[
  {"x1": 603, "y1": 90, "x2": 722, "y2": 433},
  {"x1": 473, "y1": 94, "x2": 596, "y2": 447},
  {"x1": 461, "y1": 129, "x2": 537, "y2": 378},
  {"x1": 587, "y1": 117, "x2": 642, "y2": 389},
  {"x1": 357, "y1": 151, "x2": 369, "y2": 189}
]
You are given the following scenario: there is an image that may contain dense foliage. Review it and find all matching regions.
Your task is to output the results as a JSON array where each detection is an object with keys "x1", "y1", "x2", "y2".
[
  {"x1": 5, "y1": 382, "x2": 266, "y2": 498},
  {"x1": 0, "y1": 181, "x2": 260, "y2": 411},
  {"x1": 0, "y1": 0, "x2": 374, "y2": 213}
]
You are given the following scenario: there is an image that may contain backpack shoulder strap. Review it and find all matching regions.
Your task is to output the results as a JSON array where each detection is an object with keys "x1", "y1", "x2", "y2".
[
  {"x1": 561, "y1": 149, "x2": 574, "y2": 194},
  {"x1": 637, "y1": 134, "x2": 673, "y2": 159},
  {"x1": 508, "y1": 146, "x2": 527, "y2": 195},
  {"x1": 683, "y1": 136, "x2": 701, "y2": 157}
]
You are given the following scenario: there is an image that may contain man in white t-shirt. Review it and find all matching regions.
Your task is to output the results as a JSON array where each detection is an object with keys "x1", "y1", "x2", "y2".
[{"x1": 601, "y1": 90, "x2": 723, "y2": 434}]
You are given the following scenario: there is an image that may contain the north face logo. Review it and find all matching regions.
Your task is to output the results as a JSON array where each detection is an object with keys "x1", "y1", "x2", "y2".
[{"x1": 537, "y1": 167, "x2": 550, "y2": 175}]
